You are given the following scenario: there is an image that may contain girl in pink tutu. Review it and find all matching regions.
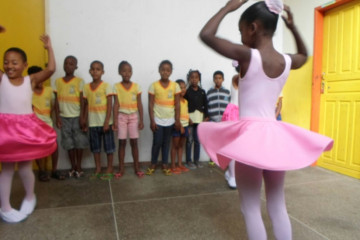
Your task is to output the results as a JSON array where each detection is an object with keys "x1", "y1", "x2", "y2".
[
  {"x1": 199, "y1": 1, "x2": 333, "y2": 239},
  {"x1": 0, "y1": 30, "x2": 57, "y2": 223}
]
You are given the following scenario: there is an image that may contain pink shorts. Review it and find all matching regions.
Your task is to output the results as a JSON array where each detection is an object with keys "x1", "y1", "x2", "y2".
[{"x1": 118, "y1": 113, "x2": 139, "y2": 139}]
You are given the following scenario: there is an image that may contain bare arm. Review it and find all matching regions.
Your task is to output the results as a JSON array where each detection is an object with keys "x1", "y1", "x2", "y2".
[
  {"x1": 282, "y1": 5, "x2": 308, "y2": 69},
  {"x1": 137, "y1": 93, "x2": 144, "y2": 130},
  {"x1": 80, "y1": 93, "x2": 88, "y2": 132},
  {"x1": 199, "y1": 0, "x2": 250, "y2": 64},
  {"x1": 30, "y1": 35, "x2": 56, "y2": 88},
  {"x1": 148, "y1": 93, "x2": 157, "y2": 132},
  {"x1": 0, "y1": 25, "x2": 5, "y2": 80},
  {"x1": 54, "y1": 92, "x2": 62, "y2": 128},
  {"x1": 103, "y1": 95, "x2": 112, "y2": 132},
  {"x1": 113, "y1": 95, "x2": 119, "y2": 131},
  {"x1": 174, "y1": 93, "x2": 181, "y2": 131}
]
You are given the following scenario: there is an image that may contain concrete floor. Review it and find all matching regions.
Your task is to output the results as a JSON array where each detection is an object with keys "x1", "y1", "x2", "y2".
[{"x1": 0, "y1": 164, "x2": 359, "y2": 240}]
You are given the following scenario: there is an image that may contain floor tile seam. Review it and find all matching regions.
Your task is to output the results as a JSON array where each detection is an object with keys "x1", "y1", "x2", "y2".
[
  {"x1": 34, "y1": 202, "x2": 114, "y2": 212},
  {"x1": 111, "y1": 190, "x2": 237, "y2": 205},
  {"x1": 108, "y1": 179, "x2": 120, "y2": 240},
  {"x1": 289, "y1": 214, "x2": 331, "y2": 240}
]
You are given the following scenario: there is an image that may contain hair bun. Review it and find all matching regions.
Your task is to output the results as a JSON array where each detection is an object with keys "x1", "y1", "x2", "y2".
[{"x1": 265, "y1": 0, "x2": 283, "y2": 14}]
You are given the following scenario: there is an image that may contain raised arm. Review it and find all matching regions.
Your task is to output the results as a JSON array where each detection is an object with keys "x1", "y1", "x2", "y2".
[
  {"x1": 0, "y1": 24, "x2": 5, "y2": 79},
  {"x1": 199, "y1": 0, "x2": 250, "y2": 64},
  {"x1": 30, "y1": 35, "x2": 56, "y2": 88},
  {"x1": 282, "y1": 5, "x2": 308, "y2": 69}
]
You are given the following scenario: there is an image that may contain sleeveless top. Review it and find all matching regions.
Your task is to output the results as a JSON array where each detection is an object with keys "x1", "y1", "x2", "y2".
[
  {"x1": 0, "y1": 74, "x2": 33, "y2": 114},
  {"x1": 238, "y1": 49, "x2": 291, "y2": 118}
]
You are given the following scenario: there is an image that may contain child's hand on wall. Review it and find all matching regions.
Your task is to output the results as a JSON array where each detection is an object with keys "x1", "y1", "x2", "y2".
[{"x1": 0, "y1": 25, "x2": 6, "y2": 33}]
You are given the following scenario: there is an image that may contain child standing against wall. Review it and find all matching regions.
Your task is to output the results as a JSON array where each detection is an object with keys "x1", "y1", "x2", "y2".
[
  {"x1": 184, "y1": 69, "x2": 208, "y2": 169},
  {"x1": 147, "y1": 60, "x2": 181, "y2": 176},
  {"x1": 207, "y1": 70, "x2": 230, "y2": 166},
  {"x1": 54, "y1": 56, "x2": 89, "y2": 178},
  {"x1": 0, "y1": 33, "x2": 57, "y2": 223},
  {"x1": 113, "y1": 61, "x2": 144, "y2": 178},
  {"x1": 82, "y1": 60, "x2": 115, "y2": 180},
  {"x1": 30, "y1": 66, "x2": 65, "y2": 181},
  {"x1": 170, "y1": 79, "x2": 190, "y2": 174}
]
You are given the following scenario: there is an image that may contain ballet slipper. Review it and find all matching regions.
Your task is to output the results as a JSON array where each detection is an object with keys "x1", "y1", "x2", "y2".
[
  {"x1": 0, "y1": 208, "x2": 27, "y2": 223},
  {"x1": 20, "y1": 196, "x2": 37, "y2": 215}
]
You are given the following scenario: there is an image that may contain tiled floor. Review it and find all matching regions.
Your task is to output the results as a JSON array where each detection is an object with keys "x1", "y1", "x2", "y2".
[{"x1": 0, "y1": 164, "x2": 359, "y2": 240}]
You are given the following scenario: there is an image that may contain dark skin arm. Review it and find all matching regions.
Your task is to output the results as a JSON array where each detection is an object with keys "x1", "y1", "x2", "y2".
[
  {"x1": 113, "y1": 95, "x2": 119, "y2": 131},
  {"x1": 0, "y1": 25, "x2": 5, "y2": 79},
  {"x1": 103, "y1": 95, "x2": 112, "y2": 132},
  {"x1": 54, "y1": 92, "x2": 62, "y2": 128},
  {"x1": 81, "y1": 97, "x2": 88, "y2": 132},
  {"x1": 174, "y1": 93, "x2": 181, "y2": 131},
  {"x1": 149, "y1": 93, "x2": 157, "y2": 132},
  {"x1": 137, "y1": 93, "x2": 144, "y2": 130}
]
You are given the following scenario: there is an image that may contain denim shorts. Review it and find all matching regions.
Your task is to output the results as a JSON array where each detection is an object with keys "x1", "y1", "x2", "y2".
[
  {"x1": 60, "y1": 117, "x2": 89, "y2": 150},
  {"x1": 89, "y1": 126, "x2": 115, "y2": 154}
]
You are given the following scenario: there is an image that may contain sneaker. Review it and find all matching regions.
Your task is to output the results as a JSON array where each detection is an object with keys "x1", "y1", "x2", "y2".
[
  {"x1": 195, "y1": 162, "x2": 204, "y2": 168},
  {"x1": 20, "y1": 196, "x2": 37, "y2": 215},
  {"x1": 185, "y1": 162, "x2": 197, "y2": 170},
  {"x1": 0, "y1": 209, "x2": 27, "y2": 223},
  {"x1": 225, "y1": 169, "x2": 236, "y2": 189}
]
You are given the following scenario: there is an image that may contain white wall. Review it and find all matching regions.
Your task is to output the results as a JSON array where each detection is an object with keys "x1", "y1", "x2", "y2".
[
  {"x1": 46, "y1": 0, "x2": 283, "y2": 169},
  {"x1": 284, "y1": 0, "x2": 329, "y2": 55}
]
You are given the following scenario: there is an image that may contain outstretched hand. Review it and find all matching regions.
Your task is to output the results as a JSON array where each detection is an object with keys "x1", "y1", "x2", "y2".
[
  {"x1": 40, "y1": 35, "x2": 52, "y2": 49},
  {"x1": 224, "y1": 0, "x2": 248, "y2": 12},
  {"x1": 0, "y1": 25, "x2": 6, "y2": 33},
  {"x1": 282, "y1": 5, "x2": 295, "y2": 29}
]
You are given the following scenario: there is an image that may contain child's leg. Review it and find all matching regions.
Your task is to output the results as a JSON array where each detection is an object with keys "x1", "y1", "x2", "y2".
[
  {"x1": 235, "y1": 162, "x2": 267, "y2": 240},
  {"x1": 104, "y1": 126, "x2": 115, "y2": 174},
  {"x1": 151, "y1": 125, "x2": 164, "y2": 168},
  {"x1": 105, "y1": 153, "x2": 114, "y2": 174},
  {"x1": 93, "y1": 153, "x2": 101, "y2": 173},
  {"x1": 228, "y1": 160, "x2": 236, "y2": 178},
  {"x1": 75, "y1": 149, "x2": 83, "y2": 172},
  {"x1": 67, "y1": 149, "x2": 77, "y2": 172},
  {"x1": 118, "y1": 139, "x2": 126, "y2": 174},
  {"x1": 17, "y1": 161, "x2": 36, "y2": 201},
  {"x1": 161, "y1": 125, "x2": 172, "y2": 169},
  {"x1": 51, "y1": 143, "x2": 59, "y2": 172},
  {"x1": 192, "y1": 124, "x2": 201, "y2": 164},
  {"x1": 0, "y1": 162, "x2": 15, "y2": 211},
  {"x1": 185, "y1": 125, "x2": 194, "y2": 163},
  {"x1": 177, "y1": 136, "x2": 186, "y2": 166},
  {"x1": 171, "y1": 136, "x2": 180, "y2": 169},
  {"x1": 130, "y1": 139, "x2": 140, "y2": 173},
  {"x1": 263, "y1": 170, "x2": 292, "y2": 240}
]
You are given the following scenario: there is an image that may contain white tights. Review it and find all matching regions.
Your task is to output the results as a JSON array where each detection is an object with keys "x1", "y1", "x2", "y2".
[
  {"x1": 235, "y1": 162, "x2": 292, "y2": 240},
  {"x1": 0, "y1": 161, "x2": 35, "y2": 212}
]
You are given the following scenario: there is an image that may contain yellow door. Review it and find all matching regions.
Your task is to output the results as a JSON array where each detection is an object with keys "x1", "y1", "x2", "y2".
[
  {"x1": 0, "y1": 0, "x2": 45, "y2": 71},
  {"x1": 318, "y1": 0, "x2": 360, "y2": 179}
]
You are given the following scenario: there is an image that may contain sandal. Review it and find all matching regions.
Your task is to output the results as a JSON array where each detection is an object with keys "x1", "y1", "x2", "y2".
[
  {"x1": 114, "y1": 172, "x2": 123, "y2": 179},
  {"x1": 90, "y1": 173, "x2": 102, "y2": 180},
  {"x1": 68, "y1": 169, "x2": 76, "y2": 178},
  {"x1": 162, "y1": 168, "x2": 172, "y2": 176},
  {"x1": 38, "y1": 171, "x2": 50, "y2": 182},
  {"x1": 178, "y1": 165, "x2": 189, "y2": 172},
  {"x1": 135, "y1": 171, "x2": 145, "y2": 178},
  {"x1": 170, "y1": 168, "x2": 181, "y2": 174},
  {"x1": 51, "y1": 170, "x2": 65, "y2": 180},
  {"x1": 75, "y1": 171, "x2": 84, "y2": 178},
  {"x1": 145, "y1": 168, "x2": 155, "y2": 176},
  {"x1": 100, "y1": 173, "x2": 114, "y2": 180}
]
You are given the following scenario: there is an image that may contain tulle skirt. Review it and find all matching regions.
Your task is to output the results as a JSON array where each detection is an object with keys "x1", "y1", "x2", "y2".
[
  {"x1": 198, "y1": 117, "x2": 333, "y2": 171},
  {"x1": 0, "y1": 113, "x2": 57, "y2": 162},
  {"x1": 221, "y1": 103, "x2": 239, "y2": 121}
]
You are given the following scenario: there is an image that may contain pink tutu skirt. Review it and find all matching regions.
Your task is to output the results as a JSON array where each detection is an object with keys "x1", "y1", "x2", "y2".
[
  {"x1": 198, "y1": 117, "x2": 333, "y2": 171},
  {"x1": 221, "y1": 103, "x2": 239, "y2": 121},
  {"x1": 0, "y1": 113, "x2": 57, "y2": 162}
]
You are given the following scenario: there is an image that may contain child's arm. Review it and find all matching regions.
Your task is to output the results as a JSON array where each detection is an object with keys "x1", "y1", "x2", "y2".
[
  {"x1": 275, "y1": 97, "x2": 283, "y2": 118},
  {"x1": 199, "y1": 0, "x2": 250, "y2": 65},
  {"x1": 30, "y1": 35, "x2": 56, "y2": 88},
  {"x1": 54, "y1": 92, "x2": 62, "y2": 128},
  {"x1": 81, "y1": 95, "x2": 88, "y2": 132},
  {"x1": 203, "y1": 90, "x2": 209, "y2": 121},
  {"x1": 282, "y1": 5, "x2": 308, "y2": 69},
  {"x1": 0, "y1": 25, "x2": 6, "y2": 79},
  {"x1": 137, "y1": 93, "x2": 144, "y2": 130},
  {"x1": 104, "y1": 95, "x2": 112, "y2": 132},
  {"x1": 113, "y1": 96, "x2": 119, "y2": 131},
  {"x1": 174, "y1": 93, "x2": 181, "y2": 131},
  {"x1": 148, "y1": 93, "x2": 157, "y2": 132}
]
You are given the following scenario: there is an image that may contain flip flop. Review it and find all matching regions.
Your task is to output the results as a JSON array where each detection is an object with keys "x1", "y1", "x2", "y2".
[
  {"x1": 114, "y1": 172, "x2": 123, "y2": 179},
  {"x1": 145, "y1": 168, "x2": 155, "y2": 176},
  {"x1": 162, "y1": 169, "x2": 172, "y2": 176},
  {"x1": 51, "y1": 170, "x2": 66, "y2": 180},
  {"x1": 100, "y1": 173, "x2": 114, "y2": 181},
  {"x1": 135, "y1": 171, "x2": 145, "y2": 178}
]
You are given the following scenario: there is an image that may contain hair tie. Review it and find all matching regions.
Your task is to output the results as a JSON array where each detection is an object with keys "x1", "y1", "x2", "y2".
[
  {"x1": 232, "y1": 60, "x2": 239, "y2": 68},
  {"x1": 265, "y1": 0, "x2": 283, "y2": 14}
]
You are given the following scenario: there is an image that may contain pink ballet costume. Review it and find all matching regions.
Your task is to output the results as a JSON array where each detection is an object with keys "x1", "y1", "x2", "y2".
[
  {"x1": 0, "y1": 74, "x2": 57, "y2": 222},
  {"x1": 198, "y1": 49, "x2": 333, "y2": 240},
  {"x1": 0, "y1": 75, "x2": 57, "y2": 161}
]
